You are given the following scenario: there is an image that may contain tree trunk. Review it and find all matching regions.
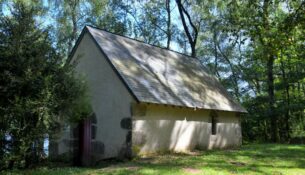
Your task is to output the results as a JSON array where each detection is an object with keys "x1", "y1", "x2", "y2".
[
  {"x1": 213, "y1": 33, "x2": 221, "y2": 78},
  {"x1": 216, "y1": 43, "x2": 240, "y2": 99},
  {"x1": 280, "y1": 57, "x2": 290, "y2": 141},
  {"x1": 190, "y1": 45, "x2": 196, "y2": 58},
  {"x1": 267, "y1": 55, "x2": 279, "y2": 142},
  {"x1": 166, "y1": 0, "x2": 171, "y2": 49},
  {"x1": 68, "y1": 0, "x2": 79, "y2": 53},
  {"x1": 175, "y1": 0, "x2": 198, "y2": 57}
]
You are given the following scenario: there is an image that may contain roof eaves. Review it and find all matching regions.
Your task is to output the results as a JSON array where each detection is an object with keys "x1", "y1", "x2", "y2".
[{"x1": 139, "y1": 101, "x2": 248, "y2": 113}]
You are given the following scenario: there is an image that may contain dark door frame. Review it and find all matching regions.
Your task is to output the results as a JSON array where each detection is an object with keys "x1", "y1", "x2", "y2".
[{"x1": 79, "y1": 118, "x2": 92, "y2": 166}]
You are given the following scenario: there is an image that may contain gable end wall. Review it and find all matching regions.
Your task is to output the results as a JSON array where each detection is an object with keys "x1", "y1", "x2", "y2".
[{"x1": 56, "y1": 32, "x2": 135, "y2": 163}]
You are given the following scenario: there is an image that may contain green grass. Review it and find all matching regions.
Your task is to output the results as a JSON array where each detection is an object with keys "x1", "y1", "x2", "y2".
[{"x1": 4, "y1": 144, "x2": 305, "y2": 175}]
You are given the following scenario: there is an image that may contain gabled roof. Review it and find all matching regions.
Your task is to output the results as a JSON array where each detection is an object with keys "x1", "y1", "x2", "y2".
[{"x1": 77, "y1": 26, "x2": 247, "y2": 113}]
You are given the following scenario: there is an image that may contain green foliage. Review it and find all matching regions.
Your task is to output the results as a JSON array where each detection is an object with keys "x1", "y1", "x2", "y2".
[
  {"x1": 195, "y1": 0, "x2": 305, "y2": 142},
  {"x1": 6, "y1": 144, "x2": 305, "y2": 175},
  {"x1": 0, "y1": 1, "x2": 304, "y2": 170},
  {"x1": 40, "y1": 0, "x2": 305, "y2": 142},
  {"x1": 0, "y1": 1, "x2": 91, "y2": 170},
  {"x1": 225, "y1": 0, "x2": 305, "y2": 142},
  {"x1": 49, "y1": 0, "x2": 131, "y2": 58}
]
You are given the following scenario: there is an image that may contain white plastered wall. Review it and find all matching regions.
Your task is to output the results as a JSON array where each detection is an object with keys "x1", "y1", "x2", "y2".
[
  {"x1": 56, "y1": 32, "x2": 135, "y2": 159},
  {"x1": 132, "y1": 104, "x2": 242, "y2": 154}
]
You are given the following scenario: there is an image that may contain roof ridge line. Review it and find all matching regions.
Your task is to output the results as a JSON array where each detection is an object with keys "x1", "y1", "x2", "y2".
[{"x1": 85, "y1": 25, "x2": 198, "y2": 60}]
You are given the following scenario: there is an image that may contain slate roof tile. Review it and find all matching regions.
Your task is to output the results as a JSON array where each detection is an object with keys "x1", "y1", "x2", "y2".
[{"x1": 86, "y1": 26, "x2": 247, "y2": 113}]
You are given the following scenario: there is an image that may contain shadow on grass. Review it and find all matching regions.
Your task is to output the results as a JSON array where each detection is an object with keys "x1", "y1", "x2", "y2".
[
  {"x1": 95, "y1": 144, "x2": 305, "y2": 175},
  {"x1": 6, "y1": 144, "x2": 305, "y2": 175}
]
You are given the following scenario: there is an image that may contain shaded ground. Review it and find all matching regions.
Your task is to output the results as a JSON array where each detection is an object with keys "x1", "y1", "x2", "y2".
[{"x1": 4, "y1": 144, "x2": 305, "y2": 175}]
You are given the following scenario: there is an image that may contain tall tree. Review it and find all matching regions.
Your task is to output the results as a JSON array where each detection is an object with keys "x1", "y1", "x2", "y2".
[
  {"x1": 0, "y1": 1, "x2": 90, "y2": 169},
  {"x1": 124, "y1": 0, "x2": 175, "y2": 47},
  {"x1": 165, "y1": 0, "x2": 171, "y2": 49},
  {"x1": 86, "y1": 0, "x2": 130, "y2": 35},
  {"x1": 49, "y1": 0, "x2": 88, "y2": 57},
  {"x1": 227, "y1": 0, "x2": 305, "y2": 142},
  {"x1": 175, "y1": 0, "x2": 201, "y2": 57}
]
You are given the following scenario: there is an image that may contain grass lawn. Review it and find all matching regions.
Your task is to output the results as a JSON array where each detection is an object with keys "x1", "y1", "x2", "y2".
[{"x1": 4, "y1": 144, "x2": 305, "y2": 175}]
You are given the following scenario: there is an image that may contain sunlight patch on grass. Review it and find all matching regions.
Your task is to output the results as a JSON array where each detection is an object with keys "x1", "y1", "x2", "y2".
[{"x1": 4, "y1": 144, "x2": 305, "y2": 175}]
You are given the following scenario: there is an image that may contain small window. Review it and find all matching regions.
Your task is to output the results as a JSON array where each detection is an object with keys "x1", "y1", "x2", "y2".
[
  {"x1": 210, "y1": 111, "x2": 218, "y2": 135},
  {"x1": 91, "y1": 125, "x2": 96, "y2": 140},
  {"x1": 211, "y1": 116, "x2": 217, "y2": 135}
]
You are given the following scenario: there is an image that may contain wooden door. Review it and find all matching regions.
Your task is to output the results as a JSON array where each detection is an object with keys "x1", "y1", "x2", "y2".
[{"x1": 79, "y1": 118, "x2": 91, "y2": 166}]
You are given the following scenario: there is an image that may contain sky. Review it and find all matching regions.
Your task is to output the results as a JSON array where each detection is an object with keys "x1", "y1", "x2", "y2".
[
  {"x1": 0, "y1": 0, "x2": 257, "y2": 98},
  {"x1": 1, "y1": 0, "x2": 187, "y2": 53}
]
